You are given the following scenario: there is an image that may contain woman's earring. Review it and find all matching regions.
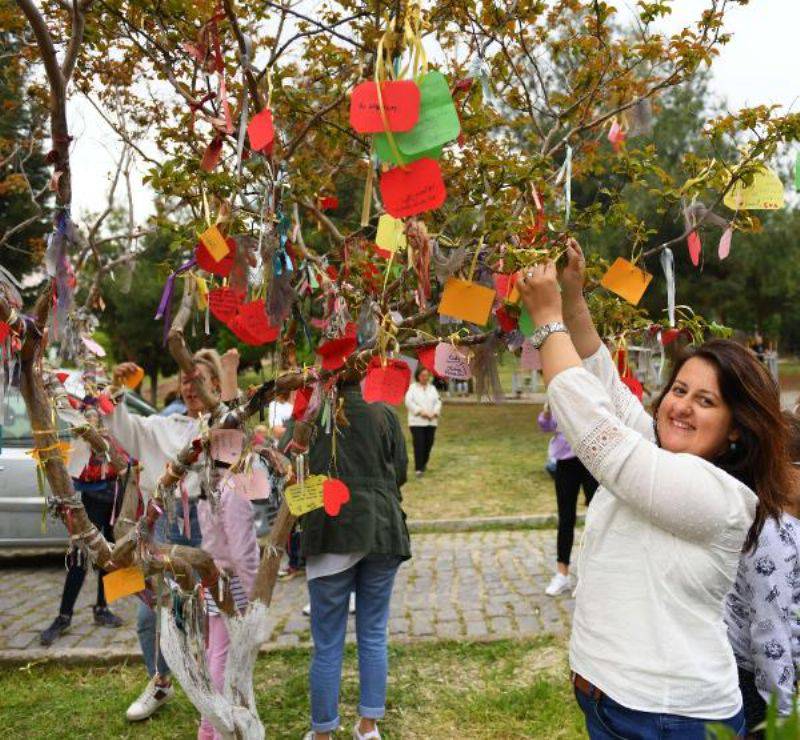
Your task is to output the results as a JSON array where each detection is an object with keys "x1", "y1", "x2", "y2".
[{"x1": 729, "y1": 440, "x2": 738, "y2": 453}]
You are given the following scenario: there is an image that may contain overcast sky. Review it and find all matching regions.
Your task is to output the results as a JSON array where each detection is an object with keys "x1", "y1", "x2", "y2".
[{"x1": 66, "y1": 0, "x2": 799, "y2": 225}]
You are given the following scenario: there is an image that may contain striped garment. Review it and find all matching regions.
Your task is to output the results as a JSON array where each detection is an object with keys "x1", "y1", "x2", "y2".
[{"x1": 203, "y1": 574, "x2": 249, "y2": 616}]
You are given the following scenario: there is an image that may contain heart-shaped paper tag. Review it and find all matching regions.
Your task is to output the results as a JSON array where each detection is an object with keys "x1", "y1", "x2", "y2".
[{"x1": 323, "y1": 478, "x2": 351, "y2": 516}]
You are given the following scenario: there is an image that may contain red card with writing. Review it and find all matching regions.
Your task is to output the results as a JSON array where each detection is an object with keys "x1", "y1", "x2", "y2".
[
  {"x1": 323, "y1": 478, "x2": 350, "y2": 516},
  {"x1": 196, "y1": 237, "x2": 236, "y2": 278},
  {"x1": 380, "y1": 158, "x2": 446, "y2": 218},
  {"x1": 229, "y1": 299, "x2": 280, "y2": 345},
  {"x1": 208, "y1": 287, "x2": 243, "y2": 324},
  {"x1": 350, "y1": 80, "x2": 421, "y2": 133},
  {"x1": 316, "y1": 322, "x2": 358, "y2": 370},
  {"x1": 200, "y1": 136, "x2": 223, "y2": 172},
  {"x1": 247, "y1": 108, "x2": 274, "y2": 153},
  {"x1": 363, "y1": 357, "x2": 411, "y2": 405}
]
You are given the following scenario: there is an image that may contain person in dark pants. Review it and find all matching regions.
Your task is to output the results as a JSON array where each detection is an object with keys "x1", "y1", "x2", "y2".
[
  {"x1": 404, "y1": 366, "x2": 441, "y2": 477},
  {"x1": 538, "y1": 404, "x2": 599, "y2": 596},
  {"x1": 40, "y1": 410, "x2": 125, "y2": 646}
]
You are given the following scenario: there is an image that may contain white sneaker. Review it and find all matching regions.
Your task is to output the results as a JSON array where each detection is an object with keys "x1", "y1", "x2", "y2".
[
  {"x1": 349, "y1": 592, "x2": 356, "y2": 614},
  {"x1": 125, "y1": 676, "x2": 174, "y2": 721},
  {"x1": 545, "y1": 572, "x2": 572, "y2": 597},
  {"x1": 353, "y1": 720, "x2": 381, "y2": 739},
  {"x1": 302, "y1": 602, "x2": 311, "y2": 616}
]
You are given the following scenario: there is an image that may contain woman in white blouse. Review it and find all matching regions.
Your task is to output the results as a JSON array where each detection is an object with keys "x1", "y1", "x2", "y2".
[
  {"x1": 517, "y1": 241, "x2": 792, "y2": 738},
  {"x1": 404, "y1": 366, "x2": 442, "y2": 477}
]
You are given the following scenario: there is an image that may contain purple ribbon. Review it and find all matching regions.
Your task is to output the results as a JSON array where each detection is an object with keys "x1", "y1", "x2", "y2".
[{"x1": 155, "y1": 258, "x2": 196, "y2": 345}]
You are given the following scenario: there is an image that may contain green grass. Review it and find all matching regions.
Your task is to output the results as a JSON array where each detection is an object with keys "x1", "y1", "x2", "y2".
[
  {"x1": 0, "y1": 637, "x2": 584, "y2": 739},
  {"x1": 398, "y1": 402, "x2": 565, "y2": 521}
]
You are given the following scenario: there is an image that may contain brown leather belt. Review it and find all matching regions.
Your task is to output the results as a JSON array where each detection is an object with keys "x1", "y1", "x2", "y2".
[{"x1": 572, "y1": 672, "x2": 604, "y2": 700}]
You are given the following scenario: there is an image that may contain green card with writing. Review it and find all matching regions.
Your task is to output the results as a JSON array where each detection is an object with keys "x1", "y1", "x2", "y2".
[{"x1": 374, "y1": 70, "x2": 460, "y2": 164}]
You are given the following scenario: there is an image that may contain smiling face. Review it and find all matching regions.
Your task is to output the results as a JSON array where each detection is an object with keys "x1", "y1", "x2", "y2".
[
  {"x1": 180, "y1": 363, "x2": 219, "y2": 417},
  {"x1": 656, "y1": 356, "x2": 738, "y2": 459}
]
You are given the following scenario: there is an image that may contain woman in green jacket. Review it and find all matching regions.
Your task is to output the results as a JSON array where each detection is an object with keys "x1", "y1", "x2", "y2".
[{"x1": 294, "y1": 380, "x2": 410, "y2": 740}]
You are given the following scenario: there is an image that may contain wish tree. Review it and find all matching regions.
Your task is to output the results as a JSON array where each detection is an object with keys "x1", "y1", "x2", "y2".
[{"x1": 3, "y1": 0, "x2": 800, "y2": 736}]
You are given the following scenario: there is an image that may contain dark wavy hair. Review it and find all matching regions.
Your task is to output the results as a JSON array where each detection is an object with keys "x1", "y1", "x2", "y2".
[
  {"x1": 653, "y1": 339, "x2": 791, "y2": 552},
  {"x1": 414, "y1": 364, "x2": 431, "y2": 382}
]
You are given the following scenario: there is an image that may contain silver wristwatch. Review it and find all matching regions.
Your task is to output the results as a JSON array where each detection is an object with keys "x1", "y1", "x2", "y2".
[{"x1": 529, "y1": 321, "x2": 569, "y2": 349}]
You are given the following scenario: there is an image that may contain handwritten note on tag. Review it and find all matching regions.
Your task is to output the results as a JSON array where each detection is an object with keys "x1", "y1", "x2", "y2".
[
  {"x1": 723, "y1": 166, "x2": 785, "y2": 210},
  {"x1": 199, "y1": 225, "x2": 231, "y2": 262},
  {"x1": 350, "y1": 80, "x2": 420, "y2": 133},
  {"x1": 284, "y1": 474, "x2": 327, "y2": 516},
  {"x1": 434, "y1": 343, "x2": 472, "y2": 380},
  {"x1": 380, "y1": 158, "x2": 446, "y2": 218},
  {"x1": 375, "y1": 214, "x2": 407, "y2": 253},
  {"x1": 103, "y1": 566, "x2": 146, "y2": 604},
  {"x1": 600, "y1": 257, "x2": 653, "y2": 305},
  {"x1": 210, "y1": 429, "x2": 244, "y2": 464},
  {"x1": 438, "y1": 277, "x2": 496, "y2": 326},
  {"x1": 208, "y1": 287, "x2": 242, "y2": 324},
  {"x1": 223, "y1": 467, "x2": 269, "y2": 501}
]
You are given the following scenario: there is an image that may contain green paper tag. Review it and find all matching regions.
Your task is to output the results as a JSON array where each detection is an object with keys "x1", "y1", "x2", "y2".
[
  {"x1": 519, "y1": 307, "x2": 534, "y2": 336},
  {"x1": 374, "y1": 70, "x2": 460, "y2": 162},
  {"x1": 374, "y1": 140, "x2": 442, "y2": 165}
]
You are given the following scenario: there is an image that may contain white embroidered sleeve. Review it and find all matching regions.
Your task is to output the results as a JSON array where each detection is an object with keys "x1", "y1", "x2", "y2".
[
  {"x1": 581, "y1": 344, "x2": 654, "y2": 441},
  {"x1": 548, "y1": 366, "x2": 754, "y2": 543}
]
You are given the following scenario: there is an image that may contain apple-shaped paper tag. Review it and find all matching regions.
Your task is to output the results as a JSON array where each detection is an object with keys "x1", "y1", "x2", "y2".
[{"x1": 323, "y1": 478, "x2": 350, "y2": 516}]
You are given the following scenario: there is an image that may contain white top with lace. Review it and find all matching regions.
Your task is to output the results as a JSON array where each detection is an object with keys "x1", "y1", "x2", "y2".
[{"x1": 547, "y1": 344, "x2": 757, "y2": 719}]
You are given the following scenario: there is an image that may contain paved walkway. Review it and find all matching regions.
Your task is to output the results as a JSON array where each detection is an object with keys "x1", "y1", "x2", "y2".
[{"x1": 0, "y1": 529, "x2": 572, "y2": 663}]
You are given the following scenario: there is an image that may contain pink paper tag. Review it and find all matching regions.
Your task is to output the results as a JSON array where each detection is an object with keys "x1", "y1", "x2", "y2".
[
  {"x1": 210, "y1": 429, "x2": 245, "y2": 464},
  {"x1": 433, "y1": 343, "x2": 471, "y2": 379},
  {"x1": 225, "y1": 468, "x2": 269, "y2": 501},
  {"x1": 718, "y1": 226, "x2": 733, "y2": 260},
  {"x1": 81, "y1": 336, "x2": 106, "y2": 357},
  {"x1": 520, "y1": 340, "x2": 542, "y2": 371}
]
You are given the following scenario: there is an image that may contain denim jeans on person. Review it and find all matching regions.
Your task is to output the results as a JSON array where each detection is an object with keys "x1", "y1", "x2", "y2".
[
  {"x1": 307, "y1": 554, "x2": 401, "y2": 733},
  {"x1": 137, "y1": 503, "x2": 202, "y2": 677},
  {"x1": 575, "y1": 686, "x2": 747, "y2": 739}
]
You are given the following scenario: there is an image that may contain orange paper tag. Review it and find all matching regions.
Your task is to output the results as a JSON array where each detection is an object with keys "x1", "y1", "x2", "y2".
[
  {"x1": 123, "y1": 365, "x2": 145, "y2": 390},
  {"x1": 199, "y1": 225, "x2": 231, "y2": 262},
  {"x1": 103, "y1": 566, "x2": 146, "y2": 603},
  {"x1": 600, "y1": 257, "x2": 653, "y2": 305},
  {"x1": 438, "y1": 278, "x2": 496, "y2": 326}
]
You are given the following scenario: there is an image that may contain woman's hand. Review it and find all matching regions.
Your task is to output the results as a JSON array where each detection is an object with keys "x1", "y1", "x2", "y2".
[
  {"x1": 220, "y1": 348, "x2": 240, "y2": 402},
  {"x1": 517, "y1": 261, "x2": 563, "y2": 327},
  {"x1": 111, "y1": 362, "x2": 141, "y2": 388},
  {"x1": 559, "y1": 238, "x2": 586, "y2": 302}
]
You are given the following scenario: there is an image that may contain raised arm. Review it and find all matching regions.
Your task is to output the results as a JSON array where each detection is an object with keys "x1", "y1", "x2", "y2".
[{"x1": 559, "y1": 240, "x2": 603, "y2": 360}]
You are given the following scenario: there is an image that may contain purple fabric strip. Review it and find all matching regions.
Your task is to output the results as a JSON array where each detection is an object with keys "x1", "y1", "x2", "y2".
[{"x1": 155, "y1": 258, "x2": 197, "y2": 345}]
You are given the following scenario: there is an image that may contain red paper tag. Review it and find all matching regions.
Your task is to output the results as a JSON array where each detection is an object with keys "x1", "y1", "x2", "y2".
[
  {"x1": 362, "y1": 358, "x2": 411, "y2": 405},
  {"x1": 247, "y1": 108, "x2": 275, "y2": 153},
  {"x1": 208, "y1": 287, "x2": 243, "y2": 324},
  {"x1": 687, "y1": 231, "x2": 702, "y2": 267},
  {"x1": 195, "y1": 237, "x2": 236, "y2": 278},
  {"x1": 495, "y1": 305, "x2": 518, "y2": 333},
  {"x1": 200, "y1": 136, "x2": 224, "y2": 172},
  {"x1": 621, "y1": 373, "x2": 643, "y2": 401},
  {"x1": 322, "y1": 478, "x2": 351, "y2": 516},
  {"x1": 349, "y1": 80, "x2": 421, "y2": 133},
  {"x1": 0, "y1": 321, "x2": 11, "y2": 343},
  {"x1": 316, "y1": 323, "x2": 358, "y2": 370},
  {"x1": 416, "y1": 346, "x2": 440, "y2": 377},
  {"x1": 229, "y1": 299, "x2": 280, "y2": 345},
  {"x1": 319, "y1": 196, "x2": 339, "y2": 211},
  {"x1": 380, "y1": 158, "x2": 446, "y2": 218},
  {"x1": 292, "y1": 386, "x2": 314, "y2": 420},
  {"x1": 97, "y1": 393, "x2": 115, "y2": 416}
]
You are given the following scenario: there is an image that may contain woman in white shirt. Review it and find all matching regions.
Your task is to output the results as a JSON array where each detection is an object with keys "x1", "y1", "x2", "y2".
[
  {"x1": 517, "y1": 241, "x2": 792, "y2": 739},
  {"x1": 404, "y1": 366, "x2": 442, "y2": 477}
]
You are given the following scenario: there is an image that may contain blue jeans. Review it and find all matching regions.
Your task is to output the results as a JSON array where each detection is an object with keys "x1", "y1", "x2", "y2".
[
  {"x1": 308, "y1": 555, "x2": 401, "y2": 733},
  {"x1": 137, "y1": 503, "x2": 202, "y2": 678},
  {"x1": 575, "y1": 687, "x2": 747, "y2": 739}
]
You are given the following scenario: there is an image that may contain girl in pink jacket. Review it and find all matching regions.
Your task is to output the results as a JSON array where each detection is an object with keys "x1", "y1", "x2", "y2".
[{"x1": 197, "y1": 477, "x2": 260, "y2": 740}]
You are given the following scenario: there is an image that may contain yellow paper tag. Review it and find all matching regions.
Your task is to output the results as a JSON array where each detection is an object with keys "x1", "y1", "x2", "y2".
[
  {"x1": 103, "y1": 566, "x2": 146, "y2": 603},
  {"x1": 199, "y1": 225, "x2": 231, "y2": 261},
  {"x1": 196, "y1": 276, "x2": 209, "y2": 310},
  {"x1": 600, "y1": 257, "x2": 653, "y2": 305},
  {"x1": 284, "y1": 474, "x2": 327, "y2": 516},
  {"x1": 27, "y1": 441, "x2": 72, "y2": 465},
  {"x1": 438, "y1": 278, "x2": 496, "y2": 326},
  {"x1": 375, "y1": 214, "x2": 407, "y2": 253},
  {"x1": 723, "y1": 166, "x2": 785, "y2": 210}
]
